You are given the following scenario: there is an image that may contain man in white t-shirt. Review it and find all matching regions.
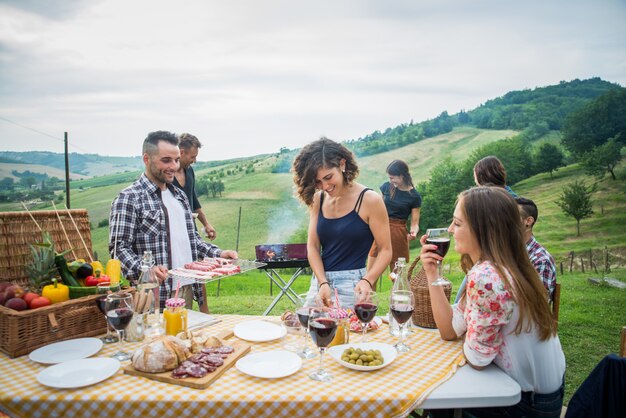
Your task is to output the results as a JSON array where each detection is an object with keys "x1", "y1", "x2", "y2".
[{"x1": 110, "y1": 131, "x2": 237, "y2": 313}]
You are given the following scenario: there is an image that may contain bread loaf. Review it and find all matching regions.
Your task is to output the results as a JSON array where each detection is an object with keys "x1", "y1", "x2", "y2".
[{"x1": 131, "y1": 335, "x2": 189, "y2": 373}]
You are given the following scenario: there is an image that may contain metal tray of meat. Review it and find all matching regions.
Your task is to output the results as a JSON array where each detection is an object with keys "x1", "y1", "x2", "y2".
[{"x1": 168, "y1": 258, "x2": 266, "y2": 283}]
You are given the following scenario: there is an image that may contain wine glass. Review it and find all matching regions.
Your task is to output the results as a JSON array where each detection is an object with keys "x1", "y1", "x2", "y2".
[
  {"x1": 390, "y1": 290, "x2": 415, "y2": 353},
  {"x1": 354, "y1": 290, "x2": 379, "y2": 343},
  {"x1": 308, "y1": 309, "x2": 338, "y2": 382},
  {"x1": 105, "y1": 292, "x2": 134, "y2": 361},
  {"x1": 96, "y1": 283, "x2": 120, "y2": 344},
  {"x1": 295, "y1": 293, "x2": 318, "y2": 360},
  {"x1": 426, "y1": 228, "x2": 451, "y2": 286}
]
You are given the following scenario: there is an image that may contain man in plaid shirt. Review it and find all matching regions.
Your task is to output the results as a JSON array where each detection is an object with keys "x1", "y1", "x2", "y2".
[
  {"x1": 109, "y1": 131, "x2": 237, "y2": 312},
  {"x1": 516, "y1": 197, "x2": 557, "y2": 302}
]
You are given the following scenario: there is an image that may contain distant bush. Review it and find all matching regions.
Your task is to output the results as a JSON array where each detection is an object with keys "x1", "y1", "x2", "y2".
[{"x1": 98, "y1": 219, "x2": 109, "y2": 228}]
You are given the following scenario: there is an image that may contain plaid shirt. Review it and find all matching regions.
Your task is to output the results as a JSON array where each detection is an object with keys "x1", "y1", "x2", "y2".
[
  {"x1": 109, "y1": 174, "x2": 221, "y2": 309},
  {"x1": 526, "y1": 236, "x2": 557, "y2": 301}
]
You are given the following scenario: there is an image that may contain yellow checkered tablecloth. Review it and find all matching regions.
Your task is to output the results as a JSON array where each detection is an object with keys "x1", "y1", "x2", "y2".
[{"x1": 0, "y1": 315, "x2": 465, "y2": 418}]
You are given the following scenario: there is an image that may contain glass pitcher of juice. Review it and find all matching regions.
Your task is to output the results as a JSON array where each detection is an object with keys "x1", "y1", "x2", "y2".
[
  {"x1": 164, "y1": 298, "x2": 187, "y2": 336},
  {"x1": 328, "y1": 306, "x2": 350, "y2": 347}
]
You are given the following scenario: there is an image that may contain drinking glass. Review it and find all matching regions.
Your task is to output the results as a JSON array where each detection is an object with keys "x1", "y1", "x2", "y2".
[
  {"x1": 354, "y1": 290, "x2": 379, "y2": 343},
  {"x1": 308, "y1": 310, "x2": 338, "y2": 382},
  {"x1": 390, "y1": 290, "x2": 415, "y2": 353},
  {"x1": 295, "y1": 293, "x2": 318, "y2": 359},
  {"x1": 426, "y1": 228, "x2": 451, "y2": 286},
  {"x1": 105, "y1": 292, "x2": 134, "y2": 361},
  {"x1": 96, "y1": 282, "x2": 120, "y2": 343}
]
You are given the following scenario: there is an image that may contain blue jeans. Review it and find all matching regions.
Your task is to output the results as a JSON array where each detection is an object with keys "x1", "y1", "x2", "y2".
[
  {"x1": 305, "y1": 268, "x2": 366, "y2": 308},
  {"x1": 429, "y1": 377, "x2": 565, "y2": 418}
]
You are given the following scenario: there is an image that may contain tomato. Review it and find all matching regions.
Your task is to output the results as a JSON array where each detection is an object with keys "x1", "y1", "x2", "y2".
[
  {"x1": 30, "y1": 296, "x2": 52, "y2": 309},
  {"x1": 23, "y1": 292, "x2": 39, "y2": 307}
]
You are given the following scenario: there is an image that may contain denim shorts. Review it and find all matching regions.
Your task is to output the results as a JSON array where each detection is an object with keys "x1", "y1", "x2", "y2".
[{"x1": 305, "y1": 267, "x2": 367, "y2": 308}]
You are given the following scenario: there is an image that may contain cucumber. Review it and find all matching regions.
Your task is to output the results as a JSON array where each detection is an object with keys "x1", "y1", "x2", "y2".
[{"x1": 55, "y1": 255, "x2": 81, "y2": 287}]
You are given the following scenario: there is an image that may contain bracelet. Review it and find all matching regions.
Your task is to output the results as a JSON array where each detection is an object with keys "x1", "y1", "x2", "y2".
[
  {"x1": 359, "y1": 278, "x2": 374, "y2": 290},
  {"x1": 318, "y1": 281, "x2": 330, "y2": 289}
]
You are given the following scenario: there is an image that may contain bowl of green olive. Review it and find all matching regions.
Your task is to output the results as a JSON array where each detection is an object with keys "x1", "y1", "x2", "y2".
[{"x1": 327, "y1": 343, "x2": 397, "y2": 371}]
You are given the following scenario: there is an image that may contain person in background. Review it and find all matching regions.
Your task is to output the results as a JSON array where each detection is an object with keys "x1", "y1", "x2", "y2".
[
  {"x1": 516, "y1": 196, "x2": 557, "y2": 302},
  {"x1": 173, "y1": 133, "x2": 217, "y2": 311},
  {"x1": 368, "y1": 160, "x2": 421, "y2": 274},
  {"x1": 421, "y1": 186, "x2": 565, "y2": 418},
  {"x1": 109, "y1": 130, "x2": 237, "y2": 313},
  {"x1": 292, "y1": 137, "x2": 392, "y2": 308},
  {"x1": 174, "y1": 133, "x2": 217, "y2": 240},
  {"x1": 473, "y1": 155, "x2": 518, "y2": 197}
]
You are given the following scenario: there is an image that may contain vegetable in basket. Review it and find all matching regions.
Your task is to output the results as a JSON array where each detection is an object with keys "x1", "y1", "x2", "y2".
[{"x1": 42, "y1": 279, "x2": 69, "y2": 304}]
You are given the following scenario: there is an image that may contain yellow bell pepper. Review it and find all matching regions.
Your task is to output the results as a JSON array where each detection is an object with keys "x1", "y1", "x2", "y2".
[
  {"x1": 91, "y1": 261, "x2": 104, "y2": 276},
  {"x1": 42, "y1": 279, "x2": 70, "y2": 304}
]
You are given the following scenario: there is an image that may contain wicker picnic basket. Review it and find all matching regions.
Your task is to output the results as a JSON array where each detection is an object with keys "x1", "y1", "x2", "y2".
[
  {"x1": 0, "y1": 209, "x2": 108, "y2": 358},
  {"x1": 407, "y1": 256, "x2": 452, "y2": 329}
]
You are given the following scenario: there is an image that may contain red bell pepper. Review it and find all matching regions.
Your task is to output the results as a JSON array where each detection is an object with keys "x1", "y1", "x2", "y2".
[{"x1": 85, "y1": 270, "x2": 111, "y2": 286}]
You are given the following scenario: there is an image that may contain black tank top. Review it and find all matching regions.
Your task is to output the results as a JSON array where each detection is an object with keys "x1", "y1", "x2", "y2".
[{"x1": 317, "y1": 188, "x2": 374, "y2": 271}]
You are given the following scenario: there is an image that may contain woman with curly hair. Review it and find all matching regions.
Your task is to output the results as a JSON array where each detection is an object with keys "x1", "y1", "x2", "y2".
[{"x1": 292, "y1": 137, "x2": 392, "y2": 308}]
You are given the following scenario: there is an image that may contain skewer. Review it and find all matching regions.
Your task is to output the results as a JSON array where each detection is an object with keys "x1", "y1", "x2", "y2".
[
  {"x1": 21, "y1": 201, "x2": 43, "y2": 232},
  {"x1": 51, "y1": 200, "x2": 78, "y2": 260},
  {"x1": 64, "y1": 204, "x2": 94, "y2": 263}
]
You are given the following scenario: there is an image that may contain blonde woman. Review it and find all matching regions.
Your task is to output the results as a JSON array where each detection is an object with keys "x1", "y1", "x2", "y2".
[{"x1": 421, "y1": 187, "x2": 565, "y2": 418}]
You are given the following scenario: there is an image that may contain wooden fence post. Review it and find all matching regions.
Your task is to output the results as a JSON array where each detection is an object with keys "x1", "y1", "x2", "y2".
[
  {"x1": 605, "y1": 246, "x2": 611, "y2": 274},
  {"x1": 580, "y1": 257, "x2": 585, "y2": 273},
  {"x1": 569, "y1": 251, "x2": 574, "y2": 273},
  {"x1": 560, "y1": 262, "x2": 564, "y2": 276}
]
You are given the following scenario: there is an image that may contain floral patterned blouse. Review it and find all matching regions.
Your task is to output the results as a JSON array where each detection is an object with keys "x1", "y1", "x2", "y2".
[{"x1": 451, "y1": 260, "x2": 566, "y2": 393}]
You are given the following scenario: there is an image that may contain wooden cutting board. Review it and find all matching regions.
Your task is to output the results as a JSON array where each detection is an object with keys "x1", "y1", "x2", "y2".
[{"x1": 123, "y1": 330, "x2": 251, "y2": 389}]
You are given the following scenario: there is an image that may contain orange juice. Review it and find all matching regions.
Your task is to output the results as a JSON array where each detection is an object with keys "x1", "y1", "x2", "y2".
[
  {"x1": 106, "y1": 259, "x2": 121, "y2": 284},
  {"x1": 164, "y1": 298, "x2": 187, "y2": 336},
  {"x1": 328, "y1": 319, "x2": 348, "y2": 347}
]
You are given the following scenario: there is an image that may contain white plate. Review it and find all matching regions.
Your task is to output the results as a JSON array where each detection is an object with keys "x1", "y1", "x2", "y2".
[
  {"x1": 349, "y1": 316, "x2": 383, "y2": 333},
  {"x1": 29, "y1": 338, "x2": 103, "y2": 364},
  {"x1": 236, "y1": 350, "x2": 302, "y2": 379},
  {"x1": 37, "y1": 358, "x2": 120, "y2": 389},
  {"x1": 234, "y1": 320, "x2": 287, "y2": 342},
  {"x1": 327, "y1": 342, "x2": 397, "y2": 371}
]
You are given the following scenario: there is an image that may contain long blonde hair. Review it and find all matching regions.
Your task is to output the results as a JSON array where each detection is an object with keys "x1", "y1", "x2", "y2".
[{"x1": 459, "y1": 187, "x2": 556, "y2": 340}]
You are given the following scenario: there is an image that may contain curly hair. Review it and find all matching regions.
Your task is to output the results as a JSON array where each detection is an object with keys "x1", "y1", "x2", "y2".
[{"x1": 292, "y1": 137, "x2": 359, "y2": 206}]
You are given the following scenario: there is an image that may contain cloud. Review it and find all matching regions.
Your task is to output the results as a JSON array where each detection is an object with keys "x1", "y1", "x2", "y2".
[{"x1": 0, "y1": 0, "x2": 625, "y2": 159}]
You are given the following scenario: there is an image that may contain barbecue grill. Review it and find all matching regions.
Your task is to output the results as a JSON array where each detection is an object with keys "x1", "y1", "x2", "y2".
[{"x1": 255, "y1": 244, "x2": 309, "y2": 315}]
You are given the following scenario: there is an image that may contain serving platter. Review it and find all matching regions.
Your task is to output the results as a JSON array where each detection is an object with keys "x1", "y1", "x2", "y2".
[
  {"x1": 168, "y1": 258, "x2": 266, "y2": 284},
  {"x1": 123, "y1": 330, "x2": 251, "y2": 389}
]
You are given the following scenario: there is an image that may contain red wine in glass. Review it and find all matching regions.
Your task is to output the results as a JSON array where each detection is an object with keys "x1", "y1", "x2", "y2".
[
  {"x1": 296, "y1": 307, "x2": 311, "y2": 328},
  {"x1": 107, "y1": 308, "x2": 133, "y2": 331},
  {"x1": 426, "y1": 237, "x2": 450, "y2": 257},
  {"x1": 308, "y1": 318, "x2": 338, "y2": 348},
  {"x1": 390, "y1": 304, "x2": 414, "y2": 324},
  {"x1": 96, "y1": 296, "x2": 107, "y2": 315},
  {"x1": 354, "y1": 303, "x2": 378, "y2": 323}
]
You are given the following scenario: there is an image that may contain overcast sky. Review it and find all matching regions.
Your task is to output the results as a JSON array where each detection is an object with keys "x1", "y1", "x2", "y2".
[{"x1": 0, "y1": 0, "x2": 625, "y2": 161}]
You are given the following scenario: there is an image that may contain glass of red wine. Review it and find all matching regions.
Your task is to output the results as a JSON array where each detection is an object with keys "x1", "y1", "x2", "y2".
[
  {"x1": 96, "y1": 283, "x2": 120, "y2": 344},
  {"x1": 426, "y1": 228, "x2": 451, "y2": 286},
  {"x1": 354, "y1": 290, "x2": 379, "y2": 342},
  {"x1": 390, "y1": 290, "x2": 415, "y2": 353},
  {"x1": 105, "y1": 292, "x2": 134, "y2": 361},
  {"x1": 308, "y1": 309, "x2": 338, "y2": 382},
  {"x1": 295, "y1": 293, "x2": 318, "y2": 360}
]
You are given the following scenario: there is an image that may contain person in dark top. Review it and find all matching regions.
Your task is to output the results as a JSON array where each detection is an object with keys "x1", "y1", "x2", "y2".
[
  {"x1": 173, "y1": 133, "x2": 217, "y2": 240},
  {"x1": 292, "y1": 137, "x2": 392, "y2": 308},
  {"x1": 369, "y1": 160, "x2": 421, "y2": 272},
  {"x1": 173, "y1": 133, "x2": 217, "y2": 313}
]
